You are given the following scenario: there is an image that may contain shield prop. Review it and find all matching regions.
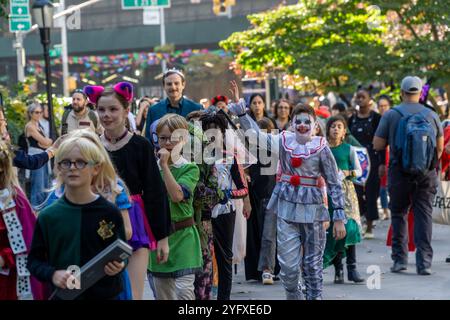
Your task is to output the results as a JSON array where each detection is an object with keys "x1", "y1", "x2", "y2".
[{"x1": 353, "y1": 146, "x2": 371, "y2": 186}]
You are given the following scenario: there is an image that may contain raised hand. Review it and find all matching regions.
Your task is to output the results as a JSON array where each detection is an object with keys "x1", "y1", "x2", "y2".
[{"x1": 229, "y1": 80, "x2": 240, "y2": 103}]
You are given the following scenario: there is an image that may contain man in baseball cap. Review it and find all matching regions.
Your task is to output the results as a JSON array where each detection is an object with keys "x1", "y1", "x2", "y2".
[
  {"x1": 401, "y1": 76, "x2": 423, "y2": 94},
  {"x1": 373, "y1": 75, "x2": 444, "y2": 276}
]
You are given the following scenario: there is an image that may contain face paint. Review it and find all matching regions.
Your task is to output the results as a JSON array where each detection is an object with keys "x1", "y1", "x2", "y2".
[{"x1": 293, "y1": 113, "x2": 316, "y2": 143}]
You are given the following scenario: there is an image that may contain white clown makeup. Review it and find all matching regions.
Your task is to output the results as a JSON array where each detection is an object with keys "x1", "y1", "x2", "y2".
[{"x1": 293, "y1": 113, "x2": 316, "y2": 144}]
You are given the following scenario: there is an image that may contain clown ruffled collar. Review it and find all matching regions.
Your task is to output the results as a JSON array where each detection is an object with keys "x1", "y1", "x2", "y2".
[{"x1": 280, "y1": 132, "x2": 327, "y2": 158}]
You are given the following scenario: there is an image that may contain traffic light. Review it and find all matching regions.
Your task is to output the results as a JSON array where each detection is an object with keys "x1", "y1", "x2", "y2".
[{"x1": 213, "y1": 0, "x2": 236, "y2": 16}]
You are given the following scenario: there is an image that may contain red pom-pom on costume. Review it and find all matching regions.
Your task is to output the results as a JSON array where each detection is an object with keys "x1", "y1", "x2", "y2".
[
  {"x1": 291, "y1": 157, "x2": 302, "y2": 168},
  {"x1": 290, "y1": 175, "x2": 301, "y2": 187}
]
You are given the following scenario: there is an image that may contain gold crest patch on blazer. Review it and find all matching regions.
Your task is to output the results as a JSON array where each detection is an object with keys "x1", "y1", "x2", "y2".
[{"x1": 97, "y1": 220, "x2": 115, "y2": 240}]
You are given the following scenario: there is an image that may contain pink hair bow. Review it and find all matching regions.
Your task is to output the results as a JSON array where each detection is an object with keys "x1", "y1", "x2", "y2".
[{"x1": 83, "y1": 82, "x2": 134, "y2": 105}]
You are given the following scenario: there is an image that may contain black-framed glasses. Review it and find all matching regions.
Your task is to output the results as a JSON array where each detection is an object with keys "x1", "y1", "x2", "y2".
[{"x1": 58, "y1": 159, "x2": 96, "y2": 170}]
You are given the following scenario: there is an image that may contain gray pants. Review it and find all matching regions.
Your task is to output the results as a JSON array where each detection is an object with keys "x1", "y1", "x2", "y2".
[
  {"x1": 258, "y1": 202, "x2": 277, "y2": 273},
  {"x1": 152, "y1": 274, "x2": 195, "y2": 300},
  {"x1": 277, "y1": 218, "x2": 326, "y2": 300}
]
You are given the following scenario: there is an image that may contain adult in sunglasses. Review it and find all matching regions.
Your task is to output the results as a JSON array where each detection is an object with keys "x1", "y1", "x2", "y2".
[
  {"x1": 0, "y1": 106, "x2": 55, "y2": 170},
  {"x1": 25, "y1": 102, "x2": 53, "y2": 207}
]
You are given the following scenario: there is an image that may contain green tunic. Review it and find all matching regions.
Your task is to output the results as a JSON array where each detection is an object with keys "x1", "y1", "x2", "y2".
[
  {"x1": 323, "y1": 143, "x2": 362, "y2": 269},
  {"x1": 149, "y1": 161, "x2": 203, "y2": 277}
]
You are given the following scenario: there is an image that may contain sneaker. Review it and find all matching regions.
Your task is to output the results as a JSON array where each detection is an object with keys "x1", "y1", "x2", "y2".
[
  {"x1": 446, "y1": 255, "x2": 450, "y2": 263},
  {"x1": 390, "y1": 262, "x2": 407, "y2": 273},
  {"x1": 364, "y1": 231, "x2": 375, "y2": 239},
  {"x1": 417, "y1": 268, "x2": 432, "y2": 276},
  {"x1": 262, "y1": 272, "x2": 274, "y2": 285}
]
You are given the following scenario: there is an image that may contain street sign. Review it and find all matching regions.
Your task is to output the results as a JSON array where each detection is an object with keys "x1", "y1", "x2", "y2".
[
  {"x1": 9, "y1": 16, "x2": 32, "y2": 32},
  {"x1": 50, "y1": 44, "x2": 62, "y2": 58},
  {"x1": 143, "y1": 8, "x2": 160, "y2": 25},
  {"x1": 122, "y1": 0, "x2": 171, "y2": 10},
  {"x1": 10, "y1": 5, "x2": 29, "y2": 15},
  {"x1": 9, "y1": 0, "x2": 31, "y2": 32}
]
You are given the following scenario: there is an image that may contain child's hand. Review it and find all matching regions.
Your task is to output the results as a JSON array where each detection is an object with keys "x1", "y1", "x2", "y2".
[
  {"x1": 157, "y1": 237, "x2": 169, "y2": 264},
  {"x1": 0, "y1": 255, "x2": 5, "y2": 268},
  {"x1": 333, "y1": 220, "x2": 346, "y2": 240},
  {"x1": 323, "y1": 221, "x2": 330, "y2": 231},
  {"x1": 52, "y1": 270, "x2": 71, "y2": 289},
  {"x1": 158, "y1": 148, "x2": 171, "y2": 166},
  {"x1": 104, "y1": 261, "x2": 125, "y2": 276}
]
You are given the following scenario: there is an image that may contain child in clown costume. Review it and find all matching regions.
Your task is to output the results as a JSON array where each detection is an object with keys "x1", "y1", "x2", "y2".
[{"x1": 227, "y1": 81, "x2": 346, "y2": 300}]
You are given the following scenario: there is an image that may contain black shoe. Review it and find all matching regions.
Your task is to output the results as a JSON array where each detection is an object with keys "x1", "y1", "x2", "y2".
[
  {"x1": 390, "y1": 262, "x2": 407, "y2": 273},
  {"x1": 347, "y1": 268, "x2": 365, "y2": 283},
  {"x1": 446, "y1": 255, "x2": 450, "y2": 263},
  {"x1": 334, "y1": 268, "x2": 344, "y2": 284},
  {"x1": 417, "y1": 268, "x2": 432, "y2": 275}
]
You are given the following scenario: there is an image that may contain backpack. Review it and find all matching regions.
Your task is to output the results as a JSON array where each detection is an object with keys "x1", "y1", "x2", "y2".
[
  {"x1": 61, "y1": 105, "x2": 98, "y2": 135},
  {"x1": 393, "y1": 107, "x2": 437, "y2": 175}
]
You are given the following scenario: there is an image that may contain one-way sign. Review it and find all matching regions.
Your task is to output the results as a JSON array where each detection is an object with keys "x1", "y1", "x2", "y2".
[
  {"x1": 9, "y1": 16, "x2": 32, "y2": 32},
  {"x1": 9, "y1": 0, "x2": 32, "y2": 32},
  {"x1": 11, "y1": 4, "x2": 30, "y2": 15}
]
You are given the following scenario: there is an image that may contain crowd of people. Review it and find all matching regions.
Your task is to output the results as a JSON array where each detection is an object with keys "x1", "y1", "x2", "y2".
[{"x1": 0, "y1": 69, "x2": 449, "y2": 300}]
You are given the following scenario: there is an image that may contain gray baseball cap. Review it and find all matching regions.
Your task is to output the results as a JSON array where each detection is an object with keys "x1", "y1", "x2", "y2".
[{"x1": 401, "y1": 76, "x2": 423, "y2": 93}]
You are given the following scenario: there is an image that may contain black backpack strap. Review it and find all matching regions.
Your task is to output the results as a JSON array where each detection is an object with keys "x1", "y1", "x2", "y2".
[{"x1": 61, "y1": 108, "x2": 71, "y2": 135}]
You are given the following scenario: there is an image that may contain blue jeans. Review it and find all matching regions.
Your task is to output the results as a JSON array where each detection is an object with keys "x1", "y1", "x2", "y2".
[
  {"x1": 380, "y1": 186, "x2": 389, "y2": 209},
  {"x1": 30, "y1": 164, "x2": 49, "y2": 208}
]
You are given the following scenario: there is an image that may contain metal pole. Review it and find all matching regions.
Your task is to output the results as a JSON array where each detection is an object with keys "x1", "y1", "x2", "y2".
[
  {"x1": 160, "y1": 7, "x2": 167, "y2": 98},
  {"x1": 14, "y1": 32, "x2": 25, "y2": 82},
  {"x1": 160, "y1": 7, "x2": 167, "y2": 73},
  {"x1": 265, "y1": 74, "x2": 271, "y2": 112},
  {"x1": 60, "y1": 0, "x2": 69, "y2": 97},
  {"x1": 40, "y1": 27, "x2": 56, "y2": 140}
]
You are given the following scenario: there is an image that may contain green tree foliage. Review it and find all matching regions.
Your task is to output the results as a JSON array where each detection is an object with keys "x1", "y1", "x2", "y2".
[
  {"x1": 1, "y1": 77, "x2": 66, "y2": 144},
  {"x1": 221, "y1": 0, "x2": 449, "y2": 93},
  {"x1": 221, "y1": 0, "x2": 391, "y2": 92}
]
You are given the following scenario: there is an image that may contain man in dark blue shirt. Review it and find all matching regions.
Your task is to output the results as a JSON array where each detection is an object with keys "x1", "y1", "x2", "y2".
[{"x1": 144, "y1": 69, "x2": 202, "y2": 143}]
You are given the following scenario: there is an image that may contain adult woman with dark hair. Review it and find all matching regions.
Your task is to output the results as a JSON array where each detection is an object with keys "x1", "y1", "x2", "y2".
[
  {"x1": 248, "y1": 94, "x2": 268, "y2": 122},
  {"x1": 274, "y1": 99, "x2": 292, "y2": 131},
  {"x1": 25, "y1": 102, "x2": 53, "y2": 208},
  {"x1": 248, "y1": 94, "x2": 277, "y2": 131},
  {"x1": 348, "y1": 87, "x2": 384, "y2": 239}
]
